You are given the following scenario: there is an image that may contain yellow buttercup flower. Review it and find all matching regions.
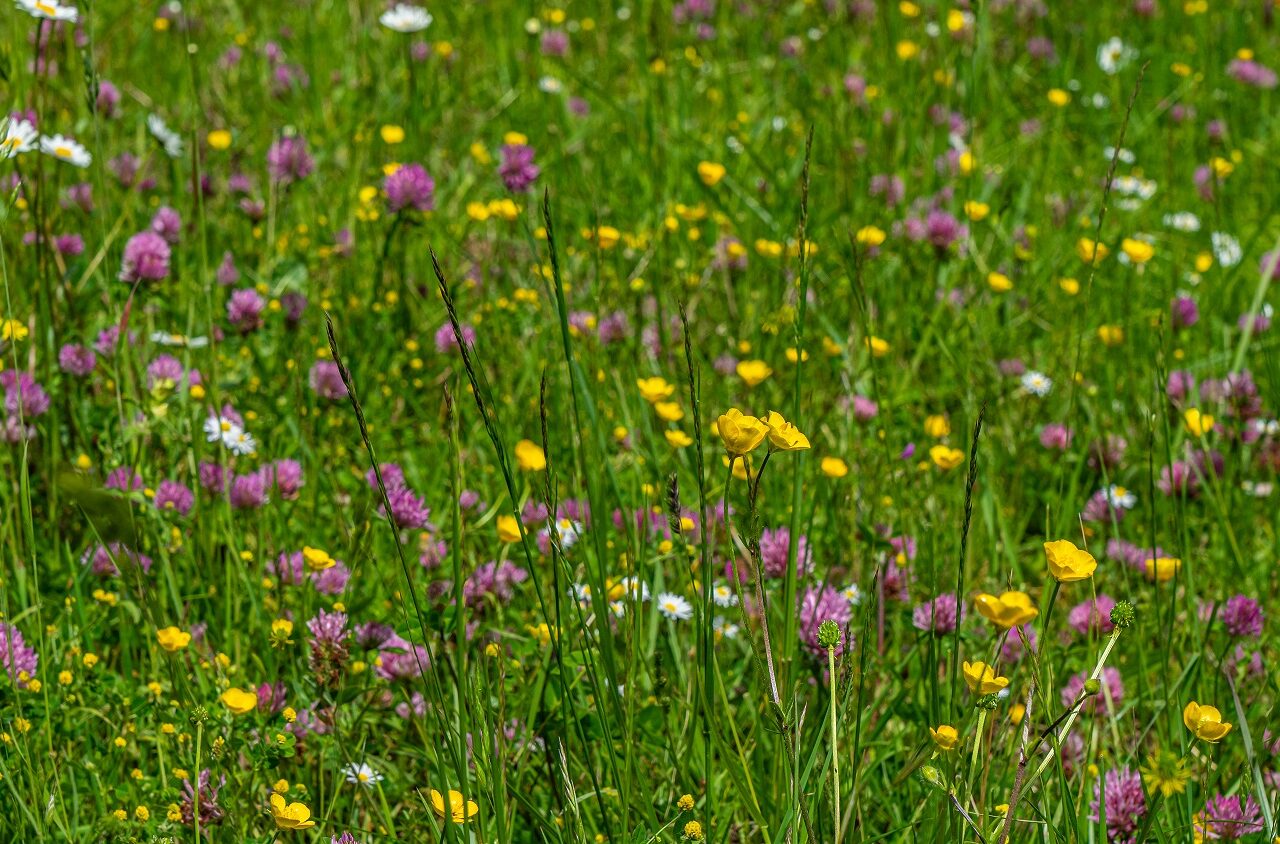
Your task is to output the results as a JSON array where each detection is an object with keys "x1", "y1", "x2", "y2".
[
  {"x1": 973, "y1": 591, "x2": 1039, "y2": 628},
  {"x1": 514, "y1": 439, "x2": 547, "y2": 471},
  {"x1": 716, "y1": 409, "x2": 769, "y2": 456},
  {"x1": 430, "y1": 788, "x2": 479, "y2": 823},
  {"x1": 820, "y1": 457, "x2": 849, "y2": 478},
  {"x1": 206, "y1": 129, "x2": 232, "y2": 151},
  {"x1": 924, "y1": 415, "x2": 950, "y2": 438},
  {"x1": 962, "y1": 661, "x2": 1009, "y2": 695},
  {"x1": 380, "y1": 124, "x2": 406, "y2": 145},
  {"x1": 1043, "y1": 539, "x2": 1097, "y2": 582},
  {"x1": 1144, "y1": 556, "x2": 1182, "y2": 582},
  {"x1": 1097, "y1": 325, "x2": 1124, "y2": 347},
  {"x1": 764, "y1": 411, "x2": 810, "y2": 451},
  {"x1": 269, "y1": 792, "x2": 316, "y2": 829},
  {"x1": 1183, "y1": 701, "x2": 1232, "y2": 743},
  {"x1": 220, "y1": 687, "x2": 258, "y2": 715},
  {"x1": 156, "y1": 626, "x2": 191, "y2": 652},
  {"x1": 736, "y1": 359, "x2": 772, "y2": 387},
  {"x1": 1076, "y1": 238, "x2": 1109, "y2": 264},
  {"x1": 636, "y1": 376, "x2": 676, "y2": 403},
  {"x1": 302, "y1": 546, "x2": 335, "y2": 571},
  {"x1": 987, "y1": 271, "x2": 1013, "y2": 292},
  {"x1": 665, "y1": 429, "x2": 693, "y2": 448},
  {"x1": 855, "y1": 226, "x2": 886, "y2": 247},
  {"x1": 1184, "y1": 408, "x2": 1214, "y2": 437},
  {"x1": 1121, "y1": 238, "x2": 1154, "y2": 264},
  {"x1": 929, "y1": 724, "x2": 959, "y2": 751},
  {"x1": 929, "y1": 445, "x2": 964, "y2": 470},
  {"x1": 697, "y1": 161, "x2": 726, "y2": 186},
  {"x1": 497, "y1": 514, "x2": 522, "y2": 543}
]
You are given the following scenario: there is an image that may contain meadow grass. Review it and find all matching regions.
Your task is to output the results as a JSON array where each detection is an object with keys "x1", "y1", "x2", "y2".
[{"x1": 2, "y1": 0, "x2": 1280, "y2": 842}]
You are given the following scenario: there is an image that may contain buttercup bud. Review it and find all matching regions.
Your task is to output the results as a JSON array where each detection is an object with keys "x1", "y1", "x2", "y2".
[
  {"x1": 817, "y1": 620, "x2": 841, "y2": 650},
  {"x1": 1109, "y1": 600, "x2": 1135, "y2": 629}
]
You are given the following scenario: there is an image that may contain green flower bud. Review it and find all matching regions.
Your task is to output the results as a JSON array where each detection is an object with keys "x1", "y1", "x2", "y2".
[
  {"x1": 817, "y1": 620, "x2": 841, "y2": 650},
  {"x1": 1109, "y1": 600, "x2": 1135, "y2": 629},
  {"x1": 1084, "y1": 678, "x2": 1102, "y2": 696}
]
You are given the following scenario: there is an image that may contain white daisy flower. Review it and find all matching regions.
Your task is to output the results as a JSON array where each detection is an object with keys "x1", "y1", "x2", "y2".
[
  {"x1": 553, "y1": 517, "x2": 582, "y2": 549},
  {"x1": 1103, "y1": 484, "x2": 1136, "y2": 510},
  {"x1": 148, "y1": 114, "x2": 184, "y2": 159},
  {"x1": 1242, "y1": 481, "x2": 1273, "y2": 498},
  {"x1": 571, "y1": 582, "x2": 592, "y2": 603},
  {"x1": 16, "y1": 0, "x2": 77, "y2": 21},
  {"x1": 1096, "y1": 37, "x2": 1135, "y2": 75},
  {"x1": 1104, "y1": 146, "x2": 1136, "y2": 164},
  {"x1": 656, "y1": 592, "x2": 693, "y2": 621},
  {"x1": 1163, "y1": 212, "x2": 1201, "y2": 232},
  {"x1": 225, "y1": 428, "x2": 257, "y2": 456},
  {"x1": 342, "y1": 762, "x2": 383, "y2": 788},
  {"x1": 149, "y1": 331, "x2": 209, "y2": 348},
  {"x1": 617, "y1": 576, "x2": 649, "y2": 602},
  {"x1": 538, "y1": 75, "x2": 562, "y2": 93},
  {"x1": 1020, "y1": 371, "x2": 1052, "y2": 397},
  {"x1": 712, "y1": 582, "x2": 739, "y2": 608},
  {"x1": 39, "y1": 134, "x2": 91, "y2": 168},
  {"x1": 841, "y1": 584, "x2": 863, "y2": 607},
  {"x1": 203, "y1": 415, "x2": 236, "y2": 443},
  {"x1": 0, "y1": 118, "x2": 38, "y2": 159},
  {"x1": 714, "y1": 616, "x2": 740, "y2": 639},
  {"x1": 380, "y1": 3, "x2": 432, "y2": 33},
  {"x1": 1211, "y1": 232, "x2": 1242, "y2": 267},
  {"x1": 1112, "y1": 175, "x2": 1156, "y2": 200}
]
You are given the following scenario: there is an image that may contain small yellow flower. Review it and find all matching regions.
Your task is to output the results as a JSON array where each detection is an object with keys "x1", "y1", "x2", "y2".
[
  {"x1": 1145, "y1": 556, "x2": 1182, "y2": 582},
  {"x1": 0, "y1": 319, "x2": 28, "y2": 343},
  {"x1": 220, "y1": 687, "x2": 258, "y2": 716},
  {"x1": 269, "y1": 792, "x2": 316, "y2": 829},
  {"x1": 1097, "y1": 325, "x2": 1125, "y2": 347},
  {"x1": 380, "y1": 124, "x2": 406, "y2": 145},
  {"x1": 924, "y1": 415, "x2": 950, "y2": 438},
  {"x1": 156, "y1": 626, "x2": 191, "y2": 652},
  {"x1": 272, "y1": 618, "x2": 294, "y2": 639},
  {"x1": 206, "y1": 129, "x2": 232, "y2": 151},
  {"x1": 1076, "y1": 238, "x2": 1109, "y2": 264},
  {"x1": 716, "y1": 409, "x2": 769, "y2": 457},
  {"x1": 677, "y1": 793, "x2": 695, "y2": 812},
  {"x1": 637, "y1": 377, "x2": 676, "y2": 403},
  {"x1": 430, "y1": 788, "x2": 479, "y2": 823},
  {"x1": 665, "y1": 430, "x2": 693, "y2": 448},
  {"x1": 1047, "y1": 88, "x2": 1071, "y2": 107},
  {"x1": 820, "y1": 457, "x2": 849, "y2": 478},
  {"x1": 497, "y1": 514, "x2": 522, "y2": 543},
  {"x1": 302, "y1": 546, "x2": 335, "y2": 571},
  {"x1": 1184, "y1": 408, "x2": 1214, "y2": 437},
  {"x1": 683, "y1": 820, "x2": 704, "y2": 841},
  {"x1": 962, "y1": 661, "x2": 1009, "y2": 695},
  {"x1": 764, "y1": 411, "x2": 810, "y2": 451},
  {"x1": 1043, "y1": 539, "x2": 1098, "y2": 582},
  {"x1": 1121, "y1": 238, "x2": 1154, "y2": 264},
  {"x1": 855, "y1": 225, "x2": 886, "y2": 247},
  {"x1": 963, "y1": 201, "x2": 989, "y2": 221},
  {"x1": 865, "y1": 336, "x2": 890, "y2": 357},
  {"x1": 929, "y1": 724, "x2": 959, "y2": 751},
  {"x1": 1059, "y1": 277, "x2": 1080, "y2": 295},
  {"x1": 987, "y1": 272, "x2": 1013, "y2": 292},
  {"x1": 1183, "y1": 701, "x2": 1232, "y2": 743},
  {"x1": 896, "y1": 40, "x2": 919, "y2": 60},
  {"x1": 735, "y1": 359, "x2": 772, "y2": 387},
  {"x1": 515, "y1": 439, "x2": 547, "y2": 472},
  {"x1": 929, "y1": 445, "x2": 964, "y2": 470},
  {"x1": 696, "y1": 161, "x2": 726, "y2": 186},
  {"x1": 973, "y1": 591, "x2": 1039, "y2": 628}
]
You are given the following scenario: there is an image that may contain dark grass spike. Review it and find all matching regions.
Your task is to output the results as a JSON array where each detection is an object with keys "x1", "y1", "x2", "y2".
[
  {"x1": 429, "y1": 247, "x2": 622, "y2": 842},
  {"x1": 323, "y1": 310, "x2": 473, "y2": 843},
  {"x1": 949, "y1": 401, "x2": 986, "y2": 718}
]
